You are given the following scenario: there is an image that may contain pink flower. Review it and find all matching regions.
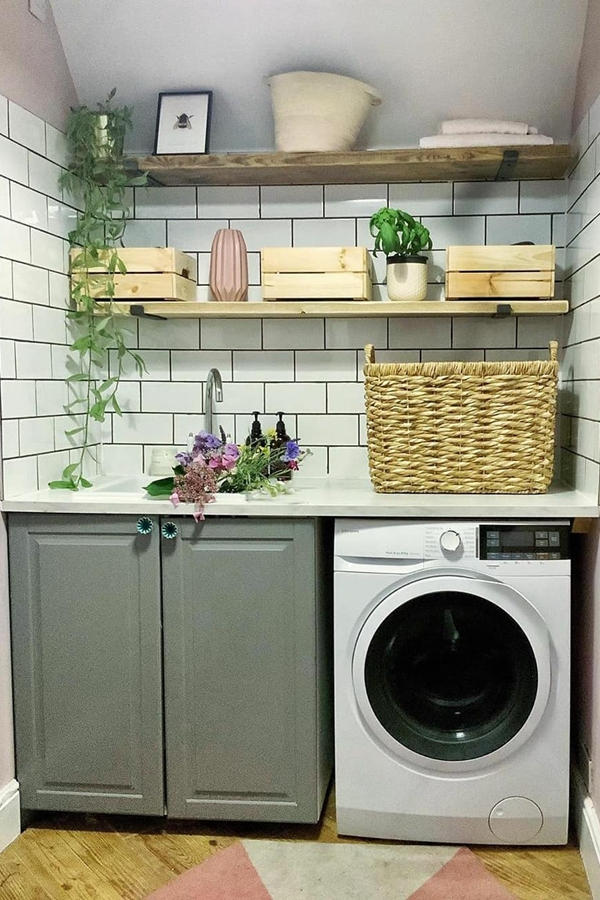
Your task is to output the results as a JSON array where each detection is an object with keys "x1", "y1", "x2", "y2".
[
  {"x1": 221, "y1": 453, "x2": 238, "y2": 471},
  {"x1": 170, "y1": 491, "x2": 180, "y2": 507},
  {"x1": 173, "y1": 459, "x2": 219, "y2": 510},
  {"x1": 193, "y1": 505, "x2": 205, "y2": 522}
]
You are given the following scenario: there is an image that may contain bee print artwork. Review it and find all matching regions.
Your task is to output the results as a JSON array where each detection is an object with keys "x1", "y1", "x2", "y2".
[
  {"x1": 155, "y1": 92, "x2": 212, "y2": 154},
  {"x1": 175, "y1": 113, "x2": 194, "y2": 129}
]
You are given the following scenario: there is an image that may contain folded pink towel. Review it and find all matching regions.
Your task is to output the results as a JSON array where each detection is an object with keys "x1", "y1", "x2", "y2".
[
  {"x1": 419, "y1": 133, "x2": 554, "y2": 148},
  {"x1": 440, "y1": 119, "x2": 538, "y2": 135}
]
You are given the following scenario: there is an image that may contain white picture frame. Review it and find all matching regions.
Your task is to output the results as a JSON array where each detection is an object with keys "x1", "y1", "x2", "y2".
[{"x1": 154, "y1": 91, "x2": 213, "y2": 155}]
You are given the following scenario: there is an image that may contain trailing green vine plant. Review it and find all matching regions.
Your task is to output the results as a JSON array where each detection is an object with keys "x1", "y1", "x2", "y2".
[{"x1": 50, "y1": 89, "x2": 148, "y2": 490}]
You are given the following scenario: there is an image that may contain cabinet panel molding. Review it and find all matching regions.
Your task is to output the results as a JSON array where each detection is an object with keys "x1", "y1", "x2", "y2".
[{"x1": 9, "y1": 514, "x2": 164, "y2": 815}]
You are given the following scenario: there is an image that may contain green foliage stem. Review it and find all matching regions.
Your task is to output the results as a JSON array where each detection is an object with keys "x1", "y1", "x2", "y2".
[
  {"x1": 369, "y1": 207, "x2": 433, "y2": 258},
  {"x1": 50, "y1": 90, "x2": 148, "y2": 491}
]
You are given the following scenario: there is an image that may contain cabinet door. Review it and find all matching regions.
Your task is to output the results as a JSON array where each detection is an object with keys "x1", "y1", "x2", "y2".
[
  {"x1": 9, "y1": 514, "x2": 164, "y2": 815},
  {"x1": 162, "y1": 517, "x2": 330, "y2": 822}
]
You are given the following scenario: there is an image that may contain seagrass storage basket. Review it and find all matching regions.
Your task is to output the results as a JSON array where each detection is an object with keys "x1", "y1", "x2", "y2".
[{"x1": 364, "y1": 342, "x2": 559, "y2": 494}]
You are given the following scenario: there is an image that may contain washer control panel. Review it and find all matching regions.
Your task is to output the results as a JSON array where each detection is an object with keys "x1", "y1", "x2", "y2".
[{"x1": 480, "y1": 524, "x2": 571, "y2": 560}]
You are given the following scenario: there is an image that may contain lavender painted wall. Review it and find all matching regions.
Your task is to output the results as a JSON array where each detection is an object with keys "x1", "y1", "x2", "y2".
[
  {"x1": 573, "y1": 0, "x2": 600, "y2": 132},
  {"x1": 0, "y1": 0, "x2": 77, "y2": 130}
]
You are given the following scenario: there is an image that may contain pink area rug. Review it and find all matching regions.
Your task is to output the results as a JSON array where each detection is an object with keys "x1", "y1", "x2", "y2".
[{"x1": 146, "y1": 840, "x2": 516, "y2": 899}]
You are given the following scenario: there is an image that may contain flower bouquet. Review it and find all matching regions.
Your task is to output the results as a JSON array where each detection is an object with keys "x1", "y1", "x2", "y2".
[{"x1": 145, "y1": 428, "x2": 310, "y2": 521}]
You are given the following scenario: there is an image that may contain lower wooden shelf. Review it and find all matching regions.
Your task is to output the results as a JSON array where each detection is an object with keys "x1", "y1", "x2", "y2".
[{"x1": 107, "y1": 300, "x2": 569, "y2": 319}]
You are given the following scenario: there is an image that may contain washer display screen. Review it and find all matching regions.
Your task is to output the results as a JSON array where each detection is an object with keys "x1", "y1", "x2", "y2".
[{"x1": 364, "y1": 592, "x2": 538, "y2": 761}]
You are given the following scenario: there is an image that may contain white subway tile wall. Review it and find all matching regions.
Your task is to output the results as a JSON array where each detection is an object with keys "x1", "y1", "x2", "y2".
[
  {"x1": 0, "y1": 95, "x2": 89, "y2": 496},
  {"x1": 0, "y1": 92, "x2": 575, "y2": 489},
  {"x1": 98, "y1": 173, "x2": 567, "y2": 480},
  {"x1": 564, "y1": 100, "x2": 600, "y2": 499}
]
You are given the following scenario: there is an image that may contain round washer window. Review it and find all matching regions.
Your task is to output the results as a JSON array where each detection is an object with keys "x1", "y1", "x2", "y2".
[{"x1": 364, "y1": 591, "x2": 538, "y2": 761}]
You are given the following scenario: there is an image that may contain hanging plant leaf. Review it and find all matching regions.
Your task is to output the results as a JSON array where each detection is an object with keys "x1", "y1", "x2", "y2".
[{"x1": 50, "y1": 90, "x2": 149, "y2": 491}]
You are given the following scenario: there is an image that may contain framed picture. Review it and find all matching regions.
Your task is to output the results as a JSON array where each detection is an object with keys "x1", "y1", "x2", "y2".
[{"x1": 154, "y1": 91, "x2": 213, "y2": 155}]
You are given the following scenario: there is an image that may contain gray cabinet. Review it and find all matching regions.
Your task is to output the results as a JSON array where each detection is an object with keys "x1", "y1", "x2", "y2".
[
  {"x1": 9, "y1": 514, "x2": 332, "y2": 823},
  {"x1": 162, "y1": 518, "x2": 332, "y2": 822},
  {"x1": 9, "y1": 515, "x2": 164, "y2": 815}
]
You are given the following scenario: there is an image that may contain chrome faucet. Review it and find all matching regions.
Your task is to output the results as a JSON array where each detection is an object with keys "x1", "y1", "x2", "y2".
[{"x1": 204, "y1": 368, "x2": 223, "y2": 436}]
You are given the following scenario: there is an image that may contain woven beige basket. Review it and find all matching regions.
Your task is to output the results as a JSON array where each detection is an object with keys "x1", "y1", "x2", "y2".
[{"x1": 364, "y1": 341, "x2": 559, "y2": 494}]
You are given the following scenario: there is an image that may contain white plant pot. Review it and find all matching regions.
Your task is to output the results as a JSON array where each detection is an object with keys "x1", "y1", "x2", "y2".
[
  {"x1": 386, "y1": 258, "x2": 428, "y2": 302},
  {"x1": 265, "y1": 71, "x2": 381, "y2": 152}
]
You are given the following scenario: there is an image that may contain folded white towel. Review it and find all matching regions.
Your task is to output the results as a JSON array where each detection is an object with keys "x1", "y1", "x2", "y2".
[
  {"x1": 419, "y1": 133, "x2": 554, "y2": 148},
  {"x1": 440, "y1": 119, "x2": 538, "y2": 135}
]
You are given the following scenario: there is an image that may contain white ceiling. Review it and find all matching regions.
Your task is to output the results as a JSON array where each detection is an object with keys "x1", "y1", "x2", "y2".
[{"x1": 50, "y1": 0, "x2": 588, "y2": 154}]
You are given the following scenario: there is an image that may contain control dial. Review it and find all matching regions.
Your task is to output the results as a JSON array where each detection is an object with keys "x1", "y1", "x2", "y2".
[{"x1": 440, "y1": 529, "x2": 462, "y2": 552}]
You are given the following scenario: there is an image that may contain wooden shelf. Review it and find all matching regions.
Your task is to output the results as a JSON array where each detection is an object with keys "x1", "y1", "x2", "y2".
[
  {"x1": 136, "y1": 145, "x2": 574, "y2": 187},
  {"x1": 110, "y1": 300, "x2": 569, "y2": 319}
]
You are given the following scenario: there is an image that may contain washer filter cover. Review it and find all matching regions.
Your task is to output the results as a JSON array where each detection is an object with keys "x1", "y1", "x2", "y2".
[{"x1": 489, "y1": 797, "x2": 543, "y2": 842}]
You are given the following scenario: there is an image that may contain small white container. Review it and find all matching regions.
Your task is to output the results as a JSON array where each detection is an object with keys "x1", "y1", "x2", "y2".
[
  {"x1": 386, "y1": 258, "x2": 428, "y2": 302},
  {"x1": 148, "y1": 447, "x2": 177, "y2": 476},
  {"x1": 265, "y1": 71, "x2": 381, "y2": 152}
]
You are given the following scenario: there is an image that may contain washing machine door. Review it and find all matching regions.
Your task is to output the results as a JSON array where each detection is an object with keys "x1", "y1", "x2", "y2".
[{"x1": 352, "y1": 572, "x2": 551, "y2": 773}]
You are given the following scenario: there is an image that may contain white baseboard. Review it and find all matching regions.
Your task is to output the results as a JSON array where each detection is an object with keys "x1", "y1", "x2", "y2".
[
  {"x1": 0, "y1": 779, "x2": 20, "y2": 853},
  {"x1": 572, "y1": 766, "x2": 600, "y2": 899}
]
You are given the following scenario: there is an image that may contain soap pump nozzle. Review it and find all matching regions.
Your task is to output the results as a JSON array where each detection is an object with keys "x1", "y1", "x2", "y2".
[
  {"x1": 275, "y1": 411, "x2": 290, "y2": 441},
  {"x1": 246, "y1": 411, "x2": 265, "y2": 447}
]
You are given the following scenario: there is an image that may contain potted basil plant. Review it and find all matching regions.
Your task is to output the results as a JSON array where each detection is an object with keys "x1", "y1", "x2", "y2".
[{"x1": 369, "y1": 207, "x2": 432, "y2": 301}]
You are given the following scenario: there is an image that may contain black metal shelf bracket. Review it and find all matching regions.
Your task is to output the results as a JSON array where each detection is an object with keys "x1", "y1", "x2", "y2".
[
  {"x1": 495, "y1": 149, "x2": 519, "y2": 182},
  {"x1": 494, "y1": 303, "x2": 513, "y2": 318},
  {"x1": 130, "y1": 304, "x2": 168, "y2": 321}
]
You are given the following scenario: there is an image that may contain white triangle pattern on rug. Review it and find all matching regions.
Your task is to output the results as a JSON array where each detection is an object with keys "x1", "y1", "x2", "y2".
[{"x1": 243, "y1": 840, "x2": 458, "y2": 900}]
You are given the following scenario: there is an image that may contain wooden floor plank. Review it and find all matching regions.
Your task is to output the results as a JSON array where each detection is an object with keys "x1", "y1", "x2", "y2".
[
  {"x1": 474, "y1": 844, "x2": 591, "y2": 900},
  {"x1": 0, "y1": 789, "x2": 591, "y2": 899},
  {"x1": 11, "y1": 828, "x2": 122, "y2": 900},
  {"x1": 60, "y1": 826, "x2": 180, "y2": 899}
]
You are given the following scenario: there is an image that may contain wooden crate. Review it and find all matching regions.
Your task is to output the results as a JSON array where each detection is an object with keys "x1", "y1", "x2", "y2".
[
  {"x1": 446, "y1": 245, "x2": 555, "y2": 299},
  {"x1": 261, "y1": 247, "x2": 373, "y2": 301},
  {"x1": 70, "y1": 247, "x2": 198, "y2": 302}
]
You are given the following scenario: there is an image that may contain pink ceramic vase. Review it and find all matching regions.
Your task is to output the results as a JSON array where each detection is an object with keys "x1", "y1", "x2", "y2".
[{"x1": 209, "y1": 229, "x2": 249, "y2": 302}]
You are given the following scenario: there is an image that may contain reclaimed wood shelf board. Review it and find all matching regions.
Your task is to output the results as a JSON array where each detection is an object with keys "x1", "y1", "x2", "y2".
[
  {"x1": 135, "y1": 145, "x2": 574, "y2": 187},
  {"x1": 107, "y1": 300, "x2": 570, "y2": 318}
]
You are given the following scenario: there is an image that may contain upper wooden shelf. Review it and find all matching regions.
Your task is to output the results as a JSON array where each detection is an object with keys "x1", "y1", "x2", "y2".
[
  {"x1": 136, "y1": 145, "x2": 574, "y2": 187},
  {"x1": 110, "y1": 300, "x2": 569, "y2": 319}
]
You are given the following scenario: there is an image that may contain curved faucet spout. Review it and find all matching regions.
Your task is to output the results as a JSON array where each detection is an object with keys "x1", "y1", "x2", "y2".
[{"x1": 204, "y1": 368, "x2": 223, "y2": 436}]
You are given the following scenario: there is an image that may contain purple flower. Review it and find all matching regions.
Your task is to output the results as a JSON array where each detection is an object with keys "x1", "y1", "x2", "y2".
[
  {"x1": 175, "y1": 451, "x2": 193, "y2": 467},
  {"x1": 193, "y1": 430, "x2": 222, "y2": 452},
  {"x1": 282, "y1": 440, "x2": 300, "y2": 462}
]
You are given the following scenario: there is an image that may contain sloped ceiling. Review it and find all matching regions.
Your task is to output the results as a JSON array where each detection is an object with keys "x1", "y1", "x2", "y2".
[{"x1": 50, "y1": 0, "x2": 588, "y2": 153}]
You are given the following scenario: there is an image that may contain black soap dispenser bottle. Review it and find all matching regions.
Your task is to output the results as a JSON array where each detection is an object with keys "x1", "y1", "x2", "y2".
[
  {"x1": 246, "y1": 411, "x2": 267, "y2": 448},
  {"x1": 270, "y1": 411, "x2": 292, "y2": 480}
]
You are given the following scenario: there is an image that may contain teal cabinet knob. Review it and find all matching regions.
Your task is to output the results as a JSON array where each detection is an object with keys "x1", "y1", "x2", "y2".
[
  {"x1": 161, "y1": 522, "x2": 179, "y2": 540},
  {"x1": 136, "y1": 517, "x2": 154, "y2": 535}
]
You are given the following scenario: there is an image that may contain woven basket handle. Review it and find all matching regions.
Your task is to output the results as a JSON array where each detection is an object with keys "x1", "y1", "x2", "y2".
[
  {"x1": 549, "y1": 341, "x2": 558, "y2": 361},
  {"x1": 365, "y1": 344, "x2": 375, "y2": 365}
]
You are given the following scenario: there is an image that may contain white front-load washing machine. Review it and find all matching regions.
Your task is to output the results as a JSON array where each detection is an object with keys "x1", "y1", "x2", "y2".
[{"x1": 334, "y1": 519, "x2": 571, "y2": 845}]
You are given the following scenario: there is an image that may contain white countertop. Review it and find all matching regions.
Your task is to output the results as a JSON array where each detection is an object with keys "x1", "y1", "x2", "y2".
[{"x1": 1, "y1": 475, "x2": 598, "y2": 518}]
